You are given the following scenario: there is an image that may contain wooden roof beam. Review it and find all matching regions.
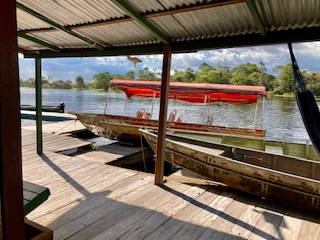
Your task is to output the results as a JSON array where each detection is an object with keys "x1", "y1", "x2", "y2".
[
  {"x1": 245, "y1": 0, "x2": 266, "y2": 36},
  {"x1": 16, "y1": 2, "x2": 105, "y2": 50},
  {"x1": 111, "y1": 0, "x2": 171, "y2": 44},
  {"x1": 18, "y1": 32, "x2": 61, "y2": 52}
]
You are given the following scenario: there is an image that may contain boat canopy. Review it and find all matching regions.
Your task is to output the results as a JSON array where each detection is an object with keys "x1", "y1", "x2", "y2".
[{"x1": 110, "y1": 79, "x2": 267, "y2": 104}]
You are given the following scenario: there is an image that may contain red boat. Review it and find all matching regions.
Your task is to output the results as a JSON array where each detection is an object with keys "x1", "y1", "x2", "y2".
[{"x1": 70, "y1": 79, "x2": 267, "y2": 142}]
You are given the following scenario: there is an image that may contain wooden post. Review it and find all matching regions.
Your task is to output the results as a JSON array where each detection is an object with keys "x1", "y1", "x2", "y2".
[
  {"x1": 35, "y1": 57, "x2": 43, "y2": 154},
  {"x1": 0, "y1": 0, "x2": 25, "y2": 238},
  {"x1": 155, "y1": 44, "x2": 172, "y2": 185}
]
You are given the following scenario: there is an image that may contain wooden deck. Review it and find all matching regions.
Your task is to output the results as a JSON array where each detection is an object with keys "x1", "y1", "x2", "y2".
[{"x1": 22, "y1": 127, "x2": 320, "y2": 240}]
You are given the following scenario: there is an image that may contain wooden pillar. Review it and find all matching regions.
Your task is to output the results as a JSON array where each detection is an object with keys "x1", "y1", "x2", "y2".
[
  {"x1": 35, "y1": 57, "x2": 43, "y2": 154},
  {"x1": 155, "y1": 44, "x2": 172, "y2": 185},
  {"x1": 0, "y1": 0, "x2": 25, "y2": 239}
]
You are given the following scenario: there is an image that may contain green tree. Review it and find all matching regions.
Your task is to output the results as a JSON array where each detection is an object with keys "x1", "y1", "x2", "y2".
[
  {"x1": 194, "y1": 63, "x2": 231, "y2": 84},
  {"x1": 304, "y1": 72, "x2": 320, "y2": 96},
  {"x1": 92, "y1": 72, "x2": 112, "y2": 90},
  {"x1": 273, "y1": 64, "x2": 295, "y2": 94},
  {"x1": 125, "y1": 71, "x2": 135, "y2": 79},
  {"x1": 25, "y1": 78, "x2": 35, "y2": 87},
  {"x1": 171, "y1": 70, "x2": 184, "y2": 82},
  {"x1": 112, "y1": 74, "x2": 125, "y2": 79},
  {"x1": 171, "y1": 68, "x2": 195, "y2": 82},
  {"x1": 75, "y1": 75, "x2": 86, "y2": 90},
  {"x1": 64, "y1": 80, "x2": 73, "y2": 89},
  {"x1": 230, "y1": 62, "x2": 266, "y2": 85},
  {"x1": 137, "y1": 67, "x2": 159, "y2": 80}
]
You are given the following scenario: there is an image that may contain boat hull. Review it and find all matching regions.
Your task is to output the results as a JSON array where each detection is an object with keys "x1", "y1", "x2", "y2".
[
  {"x1": 71, "y1": 112, "x2": 266, "y2": 143},
  {"x1": 141, "y1": 129, "x2": 320, "y2": 211}
]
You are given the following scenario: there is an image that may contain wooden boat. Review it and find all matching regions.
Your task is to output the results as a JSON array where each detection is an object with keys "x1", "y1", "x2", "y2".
[
  {"x1": 71, "y1": 79, "x2": 267, "y2": 142},
  {"x1": 21, "y1": 102, "x2": 65, "y2": 113},
  {"x1": 140, "y1": 129, "x2": 320, "y2": 210},
  {"x1": 172, "y1": 131, "x2": 320, "y2": 161}
]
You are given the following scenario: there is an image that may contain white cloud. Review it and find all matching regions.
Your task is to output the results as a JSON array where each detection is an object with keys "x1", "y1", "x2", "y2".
[
  {"x1": 296, "y1": 42, "x2": 320, "y2": 58},
  {"x1": 96, "y1": 56, "x2": 127, "y2": 66},
  {"x1": 18, "y1": 42, "x2": 320, "y2": 82}
]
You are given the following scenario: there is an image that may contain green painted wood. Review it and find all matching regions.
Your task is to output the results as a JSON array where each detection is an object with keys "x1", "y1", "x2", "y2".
[
  {"x1": 112, "y1": 0, "x2": 171, "y2": 44},
  {"x1": 23, "y1": 181, "x2": 50, "y2": 216},
  {"x1": 16, "y1": 2, "x2": 105, "y2": 50},
  {"x1": 17, "y1": 32, "x2": 61, "y2": 52},
  {"x1": 35, "y1": 57, "x2": 43, "y2": 154},
  {"x1": 245, "y1": 0, "x2": 266, "y2": 36}
]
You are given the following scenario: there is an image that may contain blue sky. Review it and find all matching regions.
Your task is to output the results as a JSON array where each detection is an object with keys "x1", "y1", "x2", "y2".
[{"x1": 18, "y1": 42, "x2": 320, "y2": 82}]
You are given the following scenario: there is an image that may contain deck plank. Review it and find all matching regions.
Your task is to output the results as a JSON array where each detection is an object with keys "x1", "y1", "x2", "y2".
[
  {"x1": 196, "y1": 194, "x2": 250, "y2": 240},
  {"x1": 66, "y1": 181, "x2": 190, "y2": 240},
  {"x1": 247, "y1": 203, "x2": 285, "y2": 240},
  {"x1": 145, "y1": 189, "x2": 234, "y2": 240},
  {"x1": 298, "y1": 214, "x2": 320, "y2": 240},
  {"x1": 20, "y1": 122, "x2": 320, "y2": 240},
  {"x1": 82, "y1": 183, "x2": 206, "y2": 240}
]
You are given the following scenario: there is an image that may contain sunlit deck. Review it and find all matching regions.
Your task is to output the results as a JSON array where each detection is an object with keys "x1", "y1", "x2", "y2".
[{"x1": 22, "y1": 128, "x2": 320, "y2": 240}]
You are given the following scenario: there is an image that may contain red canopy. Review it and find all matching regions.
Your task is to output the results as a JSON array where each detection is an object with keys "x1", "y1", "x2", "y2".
[{"x1": 110, "y1": 79, "x2": 267, "y2": 104}]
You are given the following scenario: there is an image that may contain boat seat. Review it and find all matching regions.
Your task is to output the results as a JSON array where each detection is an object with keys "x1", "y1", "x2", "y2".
[
  {"x1": 135, "y1": 108, "x2": 146, "y2": 119},
  {"x1": 142, "y1": 112, "x2": 151, "y2": 119},
  {"x1": 168, "y1": 109, "x2": 177, "y2": 122},
  {"x1": 265, "y1": 145, "x2": 283, "y2": 155},
  {"x1": 176, "y1": 115, "x2": 183, "y2": 123}
]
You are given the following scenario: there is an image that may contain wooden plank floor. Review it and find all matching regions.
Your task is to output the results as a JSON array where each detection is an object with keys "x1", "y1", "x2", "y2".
[
  {"x1": 22, "y1": 118, "x2": 85, "y2": 135},
  {"x1": 22, "y1": 129, "x2": 320, "y2": 240},
  {"x1": 22, "y1": 128, "x2": 92, "y2": 153}
]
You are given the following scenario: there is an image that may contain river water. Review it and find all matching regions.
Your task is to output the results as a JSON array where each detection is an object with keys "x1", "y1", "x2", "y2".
[{"x1": 20, "y1": 87, "x2": 313, "y2": 144}]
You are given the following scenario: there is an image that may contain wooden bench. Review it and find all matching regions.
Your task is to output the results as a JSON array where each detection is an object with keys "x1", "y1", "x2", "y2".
[
  {"x1": 23, "y1": 181, "x2": 50, "y2": 216},
  {"x1": 265, "y1": 144, "x2": 284, "y2": 155}
]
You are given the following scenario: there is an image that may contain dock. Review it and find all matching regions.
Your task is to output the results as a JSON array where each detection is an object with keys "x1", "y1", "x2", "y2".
[
  {"x1": 22, "y1": 122, "x2": 320, "y2": 240},
  {"x1": 21, "y1": 110, "x2": 76, "y2": 122}
]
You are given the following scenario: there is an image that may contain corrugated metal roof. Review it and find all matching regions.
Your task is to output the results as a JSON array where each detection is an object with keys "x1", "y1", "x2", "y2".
[
  {"x1": 17, "y1": 9, "x2": 52, "y2": 30},
  {"x1": 76, "y1": 21, "x2": 159, "y2": 47},
  {"x1": 18, "y1": 0, "x2": 124, "y2": 26},
  {"x1": 16, "y1": 0, "x2": 320, "y2": 57}
]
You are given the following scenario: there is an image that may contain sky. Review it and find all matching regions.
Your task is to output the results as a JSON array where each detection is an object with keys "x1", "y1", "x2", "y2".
[{"x1": 18, "y1": 41, "x2": 320, "y2": 82}]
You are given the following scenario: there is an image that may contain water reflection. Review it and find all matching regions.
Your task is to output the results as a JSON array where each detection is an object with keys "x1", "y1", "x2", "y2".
[{"x1": 20, "y1": 88, "x2": 312, "y2": 143}]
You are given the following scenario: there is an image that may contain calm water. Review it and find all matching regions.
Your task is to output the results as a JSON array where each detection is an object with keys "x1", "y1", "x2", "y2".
[{"x1": 20, "y1": 88, "x2": 313, "y2": 144}]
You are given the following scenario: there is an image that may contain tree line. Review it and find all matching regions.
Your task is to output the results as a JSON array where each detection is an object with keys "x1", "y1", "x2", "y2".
[{"x1": 20, "y1": 62, "x2": 320, "y2": 95}]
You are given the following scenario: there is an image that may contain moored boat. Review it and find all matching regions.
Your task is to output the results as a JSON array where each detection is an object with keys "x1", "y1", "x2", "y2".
[
  {"x1": 172, "y1": 131, "x2": 320, "y2": 161},
  {"x1": 21, "y1": 102, "x2": 65, "y2": 113},
  {"x1": 140, "y1": 129, "x2": 320, "y2": 210},
  {"x1": 70, "y1": 79, "x2": 267, "y2": 142}
]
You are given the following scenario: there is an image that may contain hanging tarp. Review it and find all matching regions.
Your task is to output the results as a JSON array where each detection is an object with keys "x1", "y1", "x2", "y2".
[
  {"x1": 288, "y1": 42, "x2": 320, "y2": 156},
  {"x1": 110, "y1": 79, "x2": 267, "y2": 104}
]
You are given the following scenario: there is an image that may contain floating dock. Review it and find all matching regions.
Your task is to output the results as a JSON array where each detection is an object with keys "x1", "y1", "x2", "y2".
[
  {"x1": 21, "y1": 110, "x2": 76, "y2": 121},
  {"x1": 22, "y1": 121, "x2": 320, "y2": 240}
]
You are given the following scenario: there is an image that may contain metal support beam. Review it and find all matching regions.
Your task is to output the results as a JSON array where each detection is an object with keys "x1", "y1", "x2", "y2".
[
  {"x1": 35, "y1": 57, "x2": 43, "y2": 154},
  {"x1": 23, "y1": 27, "x2": 320, "y2": 59},
  {"x1": 155, "y1": 44, "x2": 172, "y2": 185},
  {"x1": 0, "y1": 0, "x2": 25, "y2": 238},
  {"x1": 112, "y1": 0, "x2": 171, "y2": 44},
  {"x1": 245, "y1": 0, "x2": 266, "y2": 36},
  {"x1": 16, "y1": 2, "x2": 105, "y2": 50},
  {"x1": 18, "y1": 32, "x2": 61, "y2": 52}
]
